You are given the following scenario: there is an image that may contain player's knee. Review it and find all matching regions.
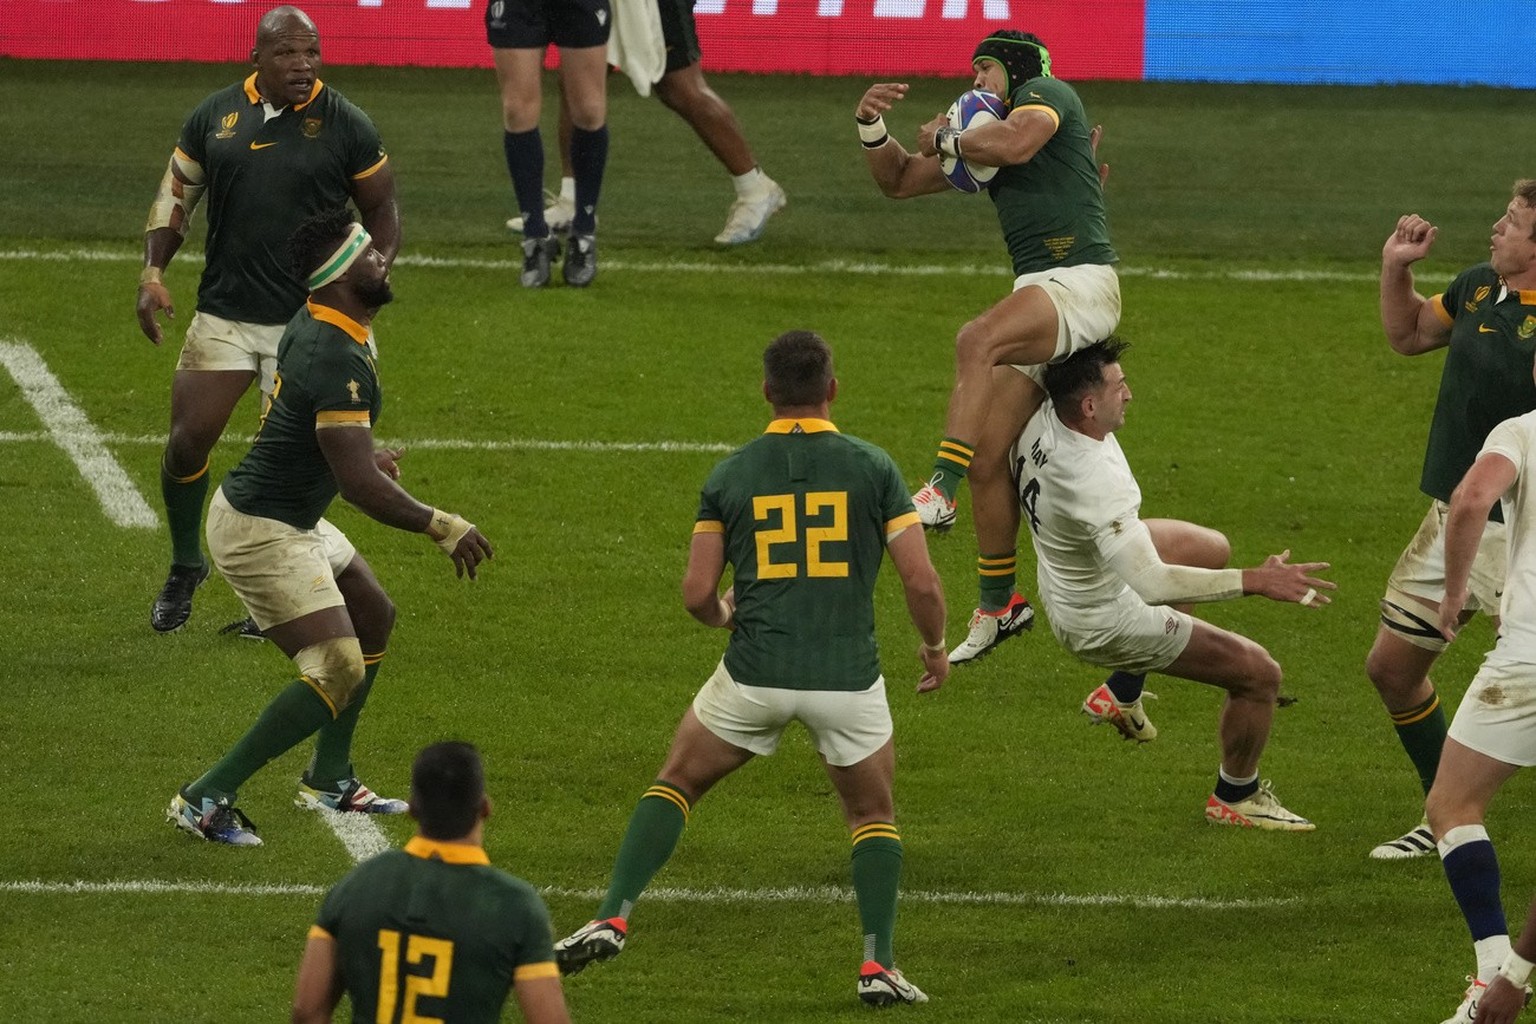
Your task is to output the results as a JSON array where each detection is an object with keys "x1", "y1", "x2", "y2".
[
  {"x1": 954, "y1": 318, "x2": 994, "y2": 369},
  {"x1": 294, "y1": 637, "x2": 366, "y2": 715},
  {"x1": 1236, "y1": 648, "x2": 1281, "y2": 700},
  {"x1": 163, "y1": 429, "x2": 214, "y2": 477}
]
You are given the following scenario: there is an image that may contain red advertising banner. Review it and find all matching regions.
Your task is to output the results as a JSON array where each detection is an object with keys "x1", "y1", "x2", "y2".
[{"x1": 1, "y1": 0, "x2": 1143, "y2": 78}]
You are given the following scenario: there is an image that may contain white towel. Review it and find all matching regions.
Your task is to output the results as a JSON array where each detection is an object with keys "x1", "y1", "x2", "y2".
[{"x1": 608, "y1": 0, "x2": 667, "y2": 97}]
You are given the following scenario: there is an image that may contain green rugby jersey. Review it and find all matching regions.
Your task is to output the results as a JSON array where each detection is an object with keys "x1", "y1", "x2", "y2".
[
  {"x1": 988, "y1": 76, "x2": 1116, "y2": 275},
  {"x1": 1420, "y1": 264, "x2": 1536, "y2": 510},
  {"x1": 694, "y1": 418, "x2": 921, "y2": 691},
  {"x1": 220, "y1": 302, "x2": 379, "y2": 528},
  {"x1": 177, "y1": 75, "x2": 387, "y2": 325},
  {"x1": 312, "y1": 836, "x2": 559, "y2": 1024}
]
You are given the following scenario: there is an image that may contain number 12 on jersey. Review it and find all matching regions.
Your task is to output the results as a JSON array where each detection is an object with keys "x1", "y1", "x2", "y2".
[{"x1": 376, "y1": 928, "x2": 455, "y2": 1023}]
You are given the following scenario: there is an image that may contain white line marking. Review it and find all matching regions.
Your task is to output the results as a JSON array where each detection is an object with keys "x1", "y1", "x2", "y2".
[
  {"x1": 0, "y1": 430, "x2": 735, "y2": 455},
  {"x1": 2, "y1": 878, "x2": 1291, "y2": 911},
  {"x1": 0, "y1": 340, "x2": 158, "y2": 529},
  {"x1": 313, "y1": 806, "x2": 393, "y2": 862},
  {"x1": 0, "y1": 247, "x2": 1395, "y2": 284}
]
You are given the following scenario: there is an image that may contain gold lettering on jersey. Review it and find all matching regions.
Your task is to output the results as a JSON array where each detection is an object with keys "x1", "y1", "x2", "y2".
[
  {"x1": 346, "y1": 379, "x2": 361, "y2": 403},
  {"x1": 1521, "y1": 316, "x2": 1536, "y2": 340},
  {"x1": 302, "y1": 117, "x2": 322, "y2": 138},
  {"x1": 1044, "y1": 235, "x2": 1075, "y2": 260},
  {"x1": 215, "y1": 112, "x2": 239, "y2": 139},
  {"x1": 1475, "y1": 285, "x2": 1492, "y2": 303}
]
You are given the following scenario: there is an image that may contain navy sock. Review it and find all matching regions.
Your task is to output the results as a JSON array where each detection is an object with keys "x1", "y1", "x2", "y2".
[
  {"x1": 1105, "y1": 671, "x2": 1145, "y2": 704},
  {"x1": 1213, "y1": 767, "x2": 1259, "y2": 804},
  {"x1": 1442, "y1": 831, "x2": 1508, "y2": 941},
  {"x1": 503, "y1": 128, "x2": 548, "y2": 237},
  {"x1": 569, "y1": 124, "x2": 608, "y2": 235}
]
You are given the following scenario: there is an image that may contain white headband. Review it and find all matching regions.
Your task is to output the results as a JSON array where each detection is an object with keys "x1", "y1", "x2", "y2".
[{"x1": 307, "y1": 222, "x2": 372, "y2": 291}]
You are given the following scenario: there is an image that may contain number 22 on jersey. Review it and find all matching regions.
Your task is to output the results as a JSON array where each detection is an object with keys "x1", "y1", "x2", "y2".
[{"x1": 752, "y1": 491, "x2": 849, "y2": 578}]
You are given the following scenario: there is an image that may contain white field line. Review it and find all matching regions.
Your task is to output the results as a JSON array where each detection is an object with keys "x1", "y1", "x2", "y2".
[
  {"x1": 0, "y1": 246, "x2": 1385, "y2": 284},
  {"x1": 0, "y1": 429, "x2": 734, "y2": 455},
  {"x1": 1, "y1": 878, "x2": 1291, "y2": 911},
  {"x1": 313, "y1": 806, "x2": 393, "y2": 862},
  {"x1": 0, "y1": 340, "x2": 158, "y2": 529}
]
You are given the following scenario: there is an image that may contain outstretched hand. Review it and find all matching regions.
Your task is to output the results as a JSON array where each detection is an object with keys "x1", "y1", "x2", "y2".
[
  {"x1": 1252, "y1": 549, "x2": 1336, "y2": 606},
  {"x1": 857, "y1": 82, "x2": 909, "y2": 121}
]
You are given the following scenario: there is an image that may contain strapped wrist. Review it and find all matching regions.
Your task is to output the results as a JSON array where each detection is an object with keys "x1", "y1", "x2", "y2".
[
  {"x1": 921, "y1": 639, "x2": 946, "y2": 653},
  {"x1": 139, "y1": 265, "x2": 164, "y2": 287},
  {"x1": 857, "y1": 115, "x2": 889, "y2": 148},
  {"x1": 934, "y1": 127, "x2": 962, "y2": 160},
  {"x1": 425, "y1": 507, "x2": 473, "y2": 554}
]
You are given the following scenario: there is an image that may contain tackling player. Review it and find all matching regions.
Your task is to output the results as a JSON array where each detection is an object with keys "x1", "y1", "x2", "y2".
[
  {"x1": 1015, "y1": 338, "x2": 1331, "y2": 829},
  {"x1": 857, "y1": 30, "x2": 1116, "y2": 667}
]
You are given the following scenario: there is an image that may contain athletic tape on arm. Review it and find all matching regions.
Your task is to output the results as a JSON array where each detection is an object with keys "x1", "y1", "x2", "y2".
[{"x1": 144, "y1": 150, "x2": 206, "y2": 236}]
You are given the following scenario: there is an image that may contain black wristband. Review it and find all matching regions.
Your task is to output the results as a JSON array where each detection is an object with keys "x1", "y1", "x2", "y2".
[{"x1": 855, "y1": 112, "x2": 881, "y2": 126}]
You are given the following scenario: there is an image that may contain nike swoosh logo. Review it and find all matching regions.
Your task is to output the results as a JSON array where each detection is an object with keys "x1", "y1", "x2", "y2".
[
  {"x1": 249, "y1": 142, "x2": 277, "y2": 151},
  {"x1": 1478, "y1": 324, "x2": 1498, "y2": 333}
]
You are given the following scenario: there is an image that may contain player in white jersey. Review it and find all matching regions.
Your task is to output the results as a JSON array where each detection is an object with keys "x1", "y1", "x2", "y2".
[
  {"x1": 1015, "y1": 338, "x2": 1333, "y2": 829},
  {"x1": 1427, "y1": 396, "x2": 1536, "y2": 1024}
]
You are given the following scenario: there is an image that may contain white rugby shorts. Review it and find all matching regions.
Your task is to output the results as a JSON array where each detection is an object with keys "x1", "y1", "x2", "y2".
[
  {"x1": 1448, "y1": 648, "x2": 1536, "y2": 766},
  {"x1": 1045, "y1": 586, "x2": 1194, "y2": 675},
  {"x1": 176, "y1": 312, "x2": 284, "y2": 397},
  {"x1": 691, "y1": 660, "x2": 892, "y2": 767},
  {"x1": 207, "y1": 488, "x2": 357, "y2": 631},
  {"x1": 1008, "y1": 262, "x2": 1122, "y2": 386}
]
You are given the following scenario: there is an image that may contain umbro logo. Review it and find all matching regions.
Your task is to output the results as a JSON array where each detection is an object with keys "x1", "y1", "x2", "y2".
[{"x1": 596, "y1": 8, "x2": 607, "y2": 25}]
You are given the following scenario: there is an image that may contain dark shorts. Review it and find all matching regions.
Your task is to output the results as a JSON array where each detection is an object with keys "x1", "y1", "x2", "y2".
[
  {"x1": 486, "y1": 0, "x2": 611, "y2": 49},
  {"x1": 658, "y1": 0, "x2": 701, "y2": 73}
]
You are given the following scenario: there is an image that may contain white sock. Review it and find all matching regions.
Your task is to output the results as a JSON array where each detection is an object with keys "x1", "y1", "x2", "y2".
[
  {"x1": 732, "y1": 167, "x2": 766, "y2": 198},
  {"x1": 559, "y1": 176, "x2": 576, "y2": 202},
  {"x1": 1218, "y1": 766, "x2": 1258, "y2": 788},
  {"x1": 1475, "y1": 935, "x2": 1513, "y2": 985}
]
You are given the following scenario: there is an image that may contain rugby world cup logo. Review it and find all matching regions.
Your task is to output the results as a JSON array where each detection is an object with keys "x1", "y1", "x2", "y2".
[{"x1": 215, "y1": 112, "x2": 239, "y2": 139}]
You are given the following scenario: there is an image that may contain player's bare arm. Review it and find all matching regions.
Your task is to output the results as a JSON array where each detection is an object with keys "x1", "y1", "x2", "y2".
[
  {"x1": 856, "y1": 83, "x2": 948, "y2": 199},
  {"x1": 886, "y1": 526, "x2": 948, "y2": 693},
  {"x1": 513, "y1": 975, "x2": 573, "y2": 1024},
  {"x1": 681, "y1": 530, "x2": 733, "y2": 629},
  {"x1": 1438, "y1": 451, "x2": 1518, "y2": 640},
  {"x1": 290, "y1": 933, "x2": 344, "y2": 1024},
  {"x1": 136, "y1": 151, "x2": 205, "y2": 344},
  {"x1": 918, "y1": 105, "x2": 1056, "y2": 168},
  {"x1": 318, "y1": 426, "x2": 492, "y2": 578},
  {"x1": 350, "y1": 163, "x2": 401, "y2": 268},
  {"x1": 1380, "y1": 213, "x2": 1452, "y2": 356}
]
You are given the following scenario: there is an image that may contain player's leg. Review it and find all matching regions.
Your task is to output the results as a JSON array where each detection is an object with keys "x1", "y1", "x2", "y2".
[
  {"x1": 554, "y1": 39, "x2": 608, "y2": 285},
  {"x1": 152, "y1": 364, "x2": 256, "y2": 632},
  {"x1": 301, "y1": 535, "x2": 406, "y2": 814},
  {"x1": 168, "y1": 504, "x2": 363, "y2": 846},
  {"x1": 653, "y1": 11, "x2": 784, "y2": 247},
  {"x1": 508, "y1": 88, "x2": 576, "y2": 234},
  {"x1": 1161, "y1": 620, "x2": 1314, "y2": 830},
  {"x1": 1082, "y1": 519, "x2": 1232, "y2": 737},
  {"x1": 947, "y1": 368, "x2": 1039, "y2": 664},
  {"x1": 1426, "y1": 738, "x2": 1521, "y2": 1021},
  {"x1": 492, "y1": 42, "x2": 562, "y2": 286},
  {"x1": 557, "y1": 664, "x2": 766, "y2": 973},
  {"x1": 1365, "y1": 501, "x2": 1503, "y2": 858}
]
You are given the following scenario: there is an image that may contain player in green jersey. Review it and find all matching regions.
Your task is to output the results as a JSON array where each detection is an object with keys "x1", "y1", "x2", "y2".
[
  {"x1": 856, "y1": 30, "x2": 1119, "y2": 670},
  {"x1": 137, "y1": 5, "x2": 400, "y2": 636},
  {"x1": 1365, "y1": 181, "x2": 1536, "y2": 864},
  {"x1": 293, "y1": 741, "x2": 571, "y2": 1024},
  {"x1": 165, "y1": 209, "x2": 492, "y2": 847},
  {"x1": 554, "y1": 330, "x2": 948, "y2": 1006}
]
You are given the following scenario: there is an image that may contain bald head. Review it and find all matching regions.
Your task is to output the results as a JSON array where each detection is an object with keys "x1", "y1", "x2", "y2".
[
  {"x1": 251, "y1": 5, "x2": 321, "y2": 107},
  {"x1": 256, "y1": 5, "x2": 317, "y2": 45}
]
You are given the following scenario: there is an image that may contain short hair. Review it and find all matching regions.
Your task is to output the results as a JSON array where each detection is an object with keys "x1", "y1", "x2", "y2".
[
  {"x1": 286, "y1": 207, "x2": 356, "y2": 283},
  {"x1": 1515, "y1": 180, "x2": 1536, "y2": 239},
  {"x1": 763, "y1": 330, "x2": 834, "y2": 407},
  {"x1": 410, "y1": 741, "x2": 485, "y2": 841},
  {"x1": 1042, "y1": 336, "x2": 1131, "y2": 412}
]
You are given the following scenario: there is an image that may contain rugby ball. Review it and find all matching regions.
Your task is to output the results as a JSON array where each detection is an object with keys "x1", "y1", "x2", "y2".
[{"x1": 941, "y1": 90, "x2": 1007, "y2": 194}]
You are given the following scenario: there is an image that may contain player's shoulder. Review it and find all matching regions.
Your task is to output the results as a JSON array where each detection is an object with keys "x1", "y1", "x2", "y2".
[{"x1": 1010, "y1": 75, "x2": 1078, "y2": 112}]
